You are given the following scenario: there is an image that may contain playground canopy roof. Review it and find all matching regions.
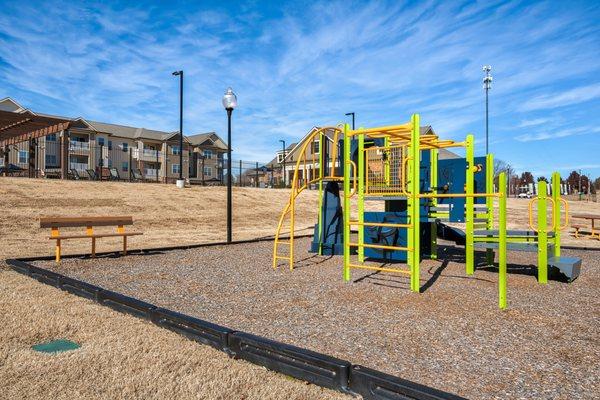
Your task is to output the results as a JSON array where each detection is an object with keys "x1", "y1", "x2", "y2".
[{"x1": 0, "y1": 109, "x2": 71, "y2": 147}]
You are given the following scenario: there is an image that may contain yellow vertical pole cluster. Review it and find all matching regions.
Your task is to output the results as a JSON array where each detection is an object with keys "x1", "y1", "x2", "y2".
[
  {"x1": 485, "y1": 153, "x2": 494, "y2": 265},
  {"x1": 343, "y1": 123, "x2": 351, "y2": 281},
  {"x1": 465, "y1": 134, "x2": 475, "y2": 275},
  {"x1": 409, "y1": 114, "x2": 420, "y2": 293}
]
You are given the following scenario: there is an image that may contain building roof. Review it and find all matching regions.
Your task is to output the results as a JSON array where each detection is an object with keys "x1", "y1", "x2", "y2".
[
  {"x1": 265, "y1": 142, "x2": 297, "y2": 168},
  {"x1": 438, "y1": 148, "x2": 461, "y2": 160},
  {"x1": 1, "y1": 97, "x2": 226, "y2": 146},
  {"x1": 186, "y1": 132, "x2": 228, "y2": 150}
]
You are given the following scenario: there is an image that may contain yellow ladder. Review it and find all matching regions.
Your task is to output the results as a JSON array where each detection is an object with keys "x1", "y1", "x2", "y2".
[{"x1": 273, "y1": 126, "x2": 344, "y2": 270}]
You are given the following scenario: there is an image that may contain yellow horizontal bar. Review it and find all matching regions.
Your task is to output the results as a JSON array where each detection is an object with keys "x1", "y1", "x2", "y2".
[
  {"x1": 276, "y1": 241, "x2": 291, "y2": 245},
  {"x1": 348, "y1": 263, "x2": 411, "y2": 275},
  {"x1": 348, "y1": 123, "x2": 412, "y2": 136},
  {"x1": 274, "y1": 255, "x2": 291, "y2": 260},
  {"x1": 348, "y1": 242, "x2": 412, "y2": 251},
  {"x1": 348, "y1": 221, "x2": 412, "y2": 228}
]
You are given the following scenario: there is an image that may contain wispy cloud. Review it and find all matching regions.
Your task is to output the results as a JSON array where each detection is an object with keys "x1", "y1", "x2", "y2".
[
  {"x1": 520, "y1": 83, "x2": 600, "y2": 111},
  {"x1": 0, "y1": 0, "x2": 598, "y2": 171}
]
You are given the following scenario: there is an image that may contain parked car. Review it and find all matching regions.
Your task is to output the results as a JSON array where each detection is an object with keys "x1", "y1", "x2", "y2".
[
  {"x1": 0, "y1": 163, "x2": 24, "y2": 174},
  {"x1": 517, "y1": 192, "x2": 532, "y2": 199}
]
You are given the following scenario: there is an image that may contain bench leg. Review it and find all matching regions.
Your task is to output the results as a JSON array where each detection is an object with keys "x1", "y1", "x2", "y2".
[
  {"x1": 91, "y1": 237, "x2": 96, "y2": 257},
  {"x1": 123, "y1": 236, "x2": 127, "y2": 256},
  {"x1": 55, "y1": 239, "x2": 61, "y2": 263}
]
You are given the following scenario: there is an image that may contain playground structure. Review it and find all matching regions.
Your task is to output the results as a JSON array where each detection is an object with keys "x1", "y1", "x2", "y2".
[{"x1": 273, "y1": 114, "x2": 582, "y2": 309}]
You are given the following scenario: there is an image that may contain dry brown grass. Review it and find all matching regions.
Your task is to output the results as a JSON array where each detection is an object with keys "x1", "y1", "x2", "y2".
[
  {"x1": 1, "y1": 177, "x2": 598, "y2": 261},
  {"x1": 0, "y1": 270, "x2": 349, "y2": 400},
  {"x1": 0, "y1": 177, "x2": 319, "y2": 260}
]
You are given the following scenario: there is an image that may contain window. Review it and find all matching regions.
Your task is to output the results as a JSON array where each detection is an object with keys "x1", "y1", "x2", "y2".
[
  {"x1": 108, "y1": 159, "x2": 112, "y2": 168},
  {"x1": 172, "y1": 164, "x2": 180, "y2": 174},
  {"x1": 45, "y1": 155, "x2": 57, "y2": 166},
  {"x1": 312, "y1": 141, "x2": 319, "y2": 154},
  {"x1": 122, "y1": 142, "x2": 128, "y2": 152},
  {"x1": 172, "y1": 145, "x2": 181, "y2": 155},
  {"x1": 46, "y1": 134, "x2": 57, "y2": 141},
  {"x1": 108, "y1": 140, "x2": 112, "y2": 150},
  {"x1": 203, "y1": 166, "x2": 212, "y2": 176},
  {"x1": 19, "y1": 150, "x2": 28, "y2": 164},
  {"x1": 277, "y1": 153, "x2": 285, "y2": 163},
  {"x1": 203, "y1": 149, "x2": 213, "y2": 159},
  {"x1": 122, "y1": 162, "x2": 128, "y2": 172},
  {"x1": 97, "y1": 137, "x2": 105, "y2": 146}
]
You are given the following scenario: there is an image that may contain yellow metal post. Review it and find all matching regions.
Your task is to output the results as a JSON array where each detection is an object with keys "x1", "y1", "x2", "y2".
[
  {"x1": 343, "y1": 124, "x2": 351, "y2": 281},
  {"x1": 410, "y1": 113, "x2": 420, "y2": 293},
  {"x1": 552, "y1": 172, "x2": 561, "y2": 258},
  {"x1": 317, "y1": 133, "x2": 324, "y2": 255},
  {"x1": 485, "y1": 153, "x2": 494, "y2": 265},
  {"x1": 538, "y1": 180, "x2": 548, "y2": 284},
  {"x1": 465, "y1": 134, "x2": 475, "y2": 275},
  {"x1": 499, "y1": 172, "x2": 507, "y2": 309},
  {"x1": 358, "y1": 132, "x2": 365, "y2": 262},
  {"x1": 430, "y1": 148, "x2": 438, "y2": 260}
]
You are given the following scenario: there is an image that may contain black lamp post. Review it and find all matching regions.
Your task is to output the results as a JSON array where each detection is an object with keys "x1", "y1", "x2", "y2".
[
  {"x1": 279, "y1": 139, "x2": 286, "y2": 187},
  {"x1": 222, "y1": 87, "x2": 237, "y2": 243},
  {"x1": 172, "y1": 70, "x2": 184, "y2": 182},
  {"x1": 345, "y1": 112, "x2": 355, "y2": 130}
]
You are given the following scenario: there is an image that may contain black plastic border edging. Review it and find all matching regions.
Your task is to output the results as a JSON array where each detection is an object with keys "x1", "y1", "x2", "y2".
[{"x1": 4, "y1": 258, "x2": 467, "y2": 400}]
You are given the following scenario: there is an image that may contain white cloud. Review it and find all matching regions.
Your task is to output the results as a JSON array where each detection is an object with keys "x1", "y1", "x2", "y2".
[{"x1": 521, "y1": 83, "x2": 600, "y2": 111}]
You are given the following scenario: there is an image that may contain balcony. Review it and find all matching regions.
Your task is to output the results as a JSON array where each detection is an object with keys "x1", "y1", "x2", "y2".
[
  {"x1": 133, "y1": 148, "x2": 161, "y2": 162},
  {"x1": 69, "y1": 141, "x2": 90, "y2": 152},
  {"x1": 144, "y1": 168, "x2": 159, "y2": 177},
  {"x1": 69, "y1": 162, "x2": 89, "y2": 171}
]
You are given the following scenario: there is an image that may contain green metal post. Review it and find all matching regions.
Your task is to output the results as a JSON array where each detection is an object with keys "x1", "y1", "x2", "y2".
[
  {"x1": 343, "y1": 124, "x2": 351, "y2": 281},
  {"x1": 410, "y1": 114, "x2": 420, "y2": 293},
  {"x1": 499, "y1": 172, "x2": 507, "y2": 309},
  {"x1": 538, "y1": 180, "x2": 548, "y2": 284},
  {"x1": 486, "y1": 153, "x2": 494, "y2": 265},
  {"x1": 465, "y1": 134, "x2": 475, "y2": 275},
  {"x1": 430, "y1": 148, "x2": 438, "y2": 260},
  {"x1": 317, "y1": 133, "x2": 324, "y2": 255},
  {"x1": 552, "y1": 172, "x2": 561, "y2": 258},
  {"x1": 358, "y1": 133, "x2": 365, "y2": 263}
]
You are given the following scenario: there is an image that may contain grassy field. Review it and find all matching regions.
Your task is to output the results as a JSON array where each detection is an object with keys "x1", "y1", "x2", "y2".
[
  {"x1": 1, "y1": 177, "x2": 598, "y2": 260},
  {"x1": 1, "y1": 177, "x2": 599, "y2": 399}
]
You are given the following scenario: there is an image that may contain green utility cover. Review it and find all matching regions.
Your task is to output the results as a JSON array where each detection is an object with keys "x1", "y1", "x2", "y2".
[{"x1": 32, "y1": 339, "x2": 80, "y2": 353}]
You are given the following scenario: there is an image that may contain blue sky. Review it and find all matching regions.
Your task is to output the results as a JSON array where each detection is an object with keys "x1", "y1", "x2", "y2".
[{"x1": 0, "y1": 0, "x2": 599, "y2": 178}]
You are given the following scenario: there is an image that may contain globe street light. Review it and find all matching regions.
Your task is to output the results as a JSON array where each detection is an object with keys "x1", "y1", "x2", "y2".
[
  {"x1": 482, "y1": 65, "x2": 492, "y2": 154},
  {"x1": 222, "y1": 87, "x2": 237, "y2": 243}
]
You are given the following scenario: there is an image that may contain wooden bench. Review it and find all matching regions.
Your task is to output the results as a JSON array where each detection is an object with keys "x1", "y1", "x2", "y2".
[{"x1": 40, "y1": 216, "x2": 143, "y2": 262}]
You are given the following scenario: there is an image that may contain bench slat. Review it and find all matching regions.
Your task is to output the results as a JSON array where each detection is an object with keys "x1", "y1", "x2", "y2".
[
  {"x1": 41, "y1": 216, "x2": 134, "y2": 228},
  {"x1": 48, "y1": 232, "x2": 143, "y2": 240}
]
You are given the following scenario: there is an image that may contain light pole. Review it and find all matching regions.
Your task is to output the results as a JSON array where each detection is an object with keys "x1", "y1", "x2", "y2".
[
  {"x1": 482, "y1": 66, "x2": 492, "y2": 155},
  {"x1": 345, "y1": 112, "x2": 355, "y2": 130},
  {"x1": 172, "y1": 70, "x2": 184, "y2": 184},
  {"x1": 279, "y1": 139, "x2": 286, "y2": 187},
  {"x1": 222, "y1": 87, "x2": 237, "y2": 243}
]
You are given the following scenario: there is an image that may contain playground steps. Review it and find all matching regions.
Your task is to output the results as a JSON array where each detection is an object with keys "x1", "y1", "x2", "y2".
[
  {"x1": 548, "y1": 256, "x2": 582, "y2": 282},
  {"x1": 473, "y1": 229, "x2": 555, "y2": 238}
]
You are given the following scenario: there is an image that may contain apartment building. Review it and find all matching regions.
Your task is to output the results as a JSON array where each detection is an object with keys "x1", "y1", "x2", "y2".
[{"x1": 0, "y1": 97, "x2": 226, "y2": 182}]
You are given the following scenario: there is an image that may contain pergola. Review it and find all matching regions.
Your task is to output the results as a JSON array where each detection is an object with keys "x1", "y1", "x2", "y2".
[{"x1": 0, "y1": 109, "x2": 72, "y2": 178}]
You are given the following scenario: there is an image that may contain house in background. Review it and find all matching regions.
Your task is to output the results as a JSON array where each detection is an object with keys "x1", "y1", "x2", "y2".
[
  {"x1": 186, "y1": 132, "x2": 228, "y2": 184},
  {"x1": 0, "y1": 97, "x2": 227, "y2": 183}
]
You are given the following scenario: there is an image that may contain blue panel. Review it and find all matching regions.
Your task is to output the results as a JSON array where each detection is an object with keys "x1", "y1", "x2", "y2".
[
  {"x1": 437, "y1": 156, "x2": 487, "y2": 222},
  {"x1": 364, "y1": 212, "x2": 408, "y2": 261}
]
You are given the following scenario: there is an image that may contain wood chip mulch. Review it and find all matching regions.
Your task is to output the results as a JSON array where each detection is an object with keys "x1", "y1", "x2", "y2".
[{"x1": 36, "y1": 238, "x2": 600, "y2": 399}]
